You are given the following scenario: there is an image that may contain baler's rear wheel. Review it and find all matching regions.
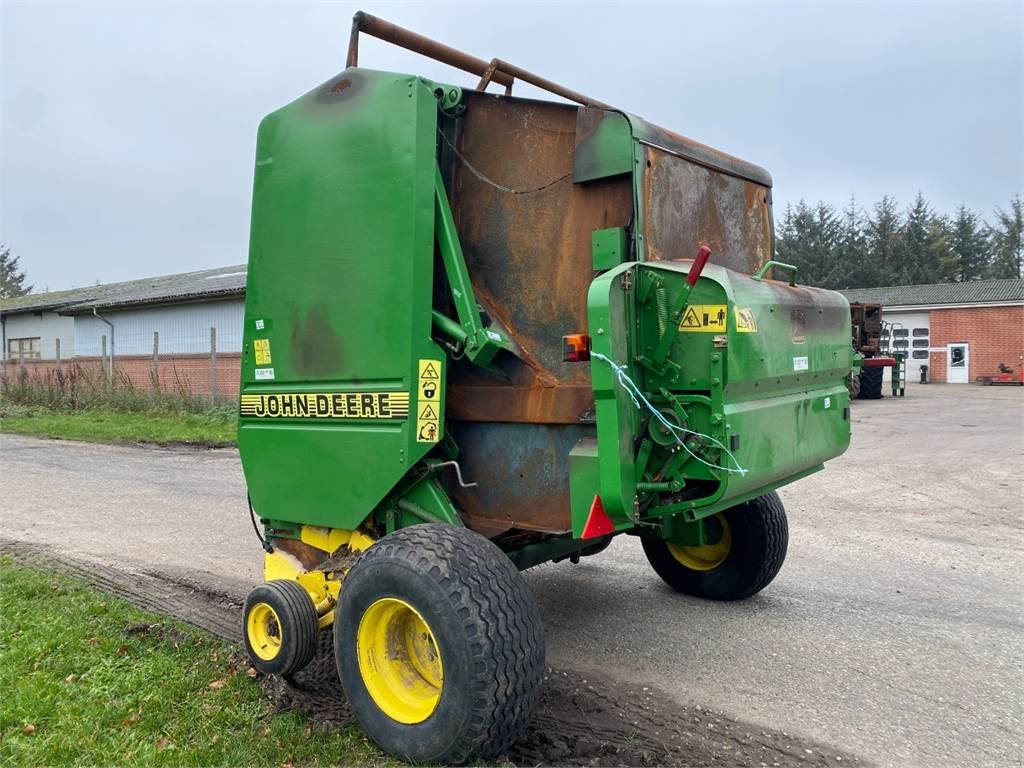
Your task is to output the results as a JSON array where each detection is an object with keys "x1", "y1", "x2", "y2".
[
  {"x1": 242, "y1": 579, "x2": 319, "y2": 676},
  {"x1": 335, "y1": 524, "x2": 545, "y2": 765},
  {"x1": 642, "y1": 491, "x2": 789, "y2": 601}
]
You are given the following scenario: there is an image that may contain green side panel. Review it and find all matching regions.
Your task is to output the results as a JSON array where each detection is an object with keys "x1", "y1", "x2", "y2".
[
  {"x1": 238, "y1": 68, "x2": 445, "y2": 530},
  {"x1": 592, "y1": 227, "x2": 628, "y2": 271},
  {"x1": 587, "y1": 263, "x2": 639, "y2": 523},
  {"x1": 573, "y1": 108, "x2": 633, "y2": 183},
  {"x1": 639, "y1": 262, "x2": 853, "y2": 514}
]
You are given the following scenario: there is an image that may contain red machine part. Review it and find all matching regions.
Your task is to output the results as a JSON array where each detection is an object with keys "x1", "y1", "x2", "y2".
[{"x1": 863, "y1": 356, "x2": 896, "y2": 368}]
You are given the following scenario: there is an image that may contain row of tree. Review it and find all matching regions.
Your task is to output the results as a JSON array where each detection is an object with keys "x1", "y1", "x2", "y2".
[{"x1": 775, "y1": 194, "x2": 1023, "y2": 289}]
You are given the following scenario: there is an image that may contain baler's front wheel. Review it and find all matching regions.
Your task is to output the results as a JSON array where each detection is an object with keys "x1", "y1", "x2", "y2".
[
  {"x1": 335, "y1": 524, "x2": 545, "y2": 765},
  {"x1": 643, "y1": 491, "x2": 789, "y2": 601},
  {"x1": 242, "y1": 579, "x2": 319, "y2": 676}
]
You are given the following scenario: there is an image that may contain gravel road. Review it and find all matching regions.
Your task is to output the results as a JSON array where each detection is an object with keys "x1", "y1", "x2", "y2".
[{"x1": 2, "y1": 384, "x2": 1021, "y2": 767}]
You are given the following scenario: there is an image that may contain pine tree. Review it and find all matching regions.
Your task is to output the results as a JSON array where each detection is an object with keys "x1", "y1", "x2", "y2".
[
  {"x1": 988, "y1": 196, "x2": 1023, "y2": 278},
  {"x1": 827, "y1": 196, "x2": 867, "y2": 289},
  {"x1": 775, "y1": 200, "x2": 841, "y2": 287},
  {"x1": 926, "y1": 216, "x2": 955, "y2": 283},
  {"x1": 898, "y1": 192, "x2": 938, "y2": 284},
  {"x1": 0, "y1": 245, "x2": 32, "y2": 299},
  {"x1": 862, "y1": 196, "x2": 902, "y2": 287},
  {"x1": 948, "y1": 206, "x2": 990, "y2": 281}
]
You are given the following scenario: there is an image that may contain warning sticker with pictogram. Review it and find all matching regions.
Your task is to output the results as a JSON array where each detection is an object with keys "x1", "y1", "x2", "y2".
[
  {"x1": 678, "y1": 304, "x2": 728, "y2": 333},
  {"x1": 253, "y1": 338, "x2": 272, "y2": 365},
  {"x1": 416, "y1": 358, "x2": 442, "y2": 443},
  {"x1": 734, "y1": 307, "x2": 757, "y2": 333}
]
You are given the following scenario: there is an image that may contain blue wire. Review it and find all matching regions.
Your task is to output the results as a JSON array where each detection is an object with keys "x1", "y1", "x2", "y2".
[{"x1": 590, "y1": 352, "x2": 748, "y2": 476}]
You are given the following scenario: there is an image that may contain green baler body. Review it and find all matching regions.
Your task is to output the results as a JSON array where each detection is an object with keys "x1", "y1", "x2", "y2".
[{"x1": 239, "y1": 68, "x2": 852, "y2": 555}]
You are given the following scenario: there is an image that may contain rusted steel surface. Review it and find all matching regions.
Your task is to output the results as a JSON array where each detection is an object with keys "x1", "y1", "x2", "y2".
[
  {"x1": 641, "y1": 145, "x2": 773, "y2": 275},
  {"x1": 447, "y1": 422, "x2": 586, "y2": 535},
  {"x1": 446, "y1": 92, "x2": 633, "y2": 425},
  {"x1": 346, "y1": 11, "x2": 513, "y2": 86},
  {"x1": 631, "y1": 117, "x2": 772, "y2": 187},
  {"x1": 482, "y1": 58, "x2": 610, "y2": 108},
  {"x1": 271, "y1": 537, "x2": 326, "y2": 570},
  {"x1": 346, "y1": 12, "x2": 607, "y2": 108},
  {"x1": 446, "y1": 383, "x2": 594, "y2": 423}
]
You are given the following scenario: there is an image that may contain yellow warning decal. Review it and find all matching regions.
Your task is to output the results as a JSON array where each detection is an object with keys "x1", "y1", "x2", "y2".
[
  {"x1": 240, "y1": 392, "x2": 409, "y2": 420},
  {"x1": 416, "y1": 358, "x2": 442, "y2": 443},
  {"x1": 735, "y1": 307, "x2": 757, "y2": 333},
  {"x1": 254, "y1": 338, "x2": 272, "y2": 365},
  {"x1": 679, "y1": 304, "x2": 728, "y2": 333}
]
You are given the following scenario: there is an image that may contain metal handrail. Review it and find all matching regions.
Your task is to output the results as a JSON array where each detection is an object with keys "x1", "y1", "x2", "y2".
[{"x1": 346, "y1": 11, "x2": 610, "y2": 109}]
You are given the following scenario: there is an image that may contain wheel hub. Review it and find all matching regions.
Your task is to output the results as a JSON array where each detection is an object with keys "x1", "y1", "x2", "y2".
[
  {"x1": 356, "y1": 597, "x2": 443, "y2": 724},
  {"x1": 246, "y1": 602, "x2": 282, "y2": 661}
]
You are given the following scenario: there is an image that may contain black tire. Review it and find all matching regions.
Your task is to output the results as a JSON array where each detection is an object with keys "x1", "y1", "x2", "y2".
[
  {"x1": 642, "y1": 491, "x2": 788, "y2": 601},
  {"x1": 242, "y1": 579, "x2": 319, "y2": 676},
  {"x1": 858, "y1": 365, "x2": 884, "y2": 399},
  {"x1": 335, "y1": 524, "x2": 545, "y2": 765},
  {"x1": 848, "y1": 371, "x2": 861, "y2": 399}
]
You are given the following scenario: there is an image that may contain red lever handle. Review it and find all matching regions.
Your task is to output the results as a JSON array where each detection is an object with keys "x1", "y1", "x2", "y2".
[{"x1": 687, "y1": 245, "x2": 712, "y2": 286}]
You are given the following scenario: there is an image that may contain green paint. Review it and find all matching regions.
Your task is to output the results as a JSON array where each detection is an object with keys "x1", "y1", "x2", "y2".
[
  {"x1": 572, "y1": 109, "x2": 633, "y2": 183},
  {"x1": 591, "y1": 227, "x2": 628, "y2": 271},
  {"x1": 239, "y1": 69, "x2": 445, "y2": 531}
]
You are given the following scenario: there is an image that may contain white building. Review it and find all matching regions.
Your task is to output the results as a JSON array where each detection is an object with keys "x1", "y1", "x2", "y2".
[{"x1": 1, "y1": 264, "x2": 246, "y2": 362}]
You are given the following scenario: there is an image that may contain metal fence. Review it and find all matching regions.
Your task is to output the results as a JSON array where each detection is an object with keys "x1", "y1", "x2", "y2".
[{"x1": 2, "y1": 326, "x2": 244, "y2": 404}]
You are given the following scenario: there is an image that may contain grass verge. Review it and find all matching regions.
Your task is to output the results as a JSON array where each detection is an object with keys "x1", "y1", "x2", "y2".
[
  {"x1": 0, "y1": 406, "x2": 236, "y2": 447},
  {"x1": 0, "y1": 557, "x2": 387, "y2": 766}
]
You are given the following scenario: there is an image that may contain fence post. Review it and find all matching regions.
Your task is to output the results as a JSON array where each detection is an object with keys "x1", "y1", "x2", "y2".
[
  {"x1": 55, "y1": 338, "x2": 61, "y2": 373},
  {"x1": 101, "y1": 335, "x2": 110, "y2": 387},
  {"x1": 151, "y1": 331, "x2": 160, "y2": 393},
  {"x1": 210, "y1": 326, "x2": 217, "y2": 405}
]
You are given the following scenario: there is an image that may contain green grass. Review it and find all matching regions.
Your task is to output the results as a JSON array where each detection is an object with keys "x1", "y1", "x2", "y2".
[
  {"x1": 0, "y1": 407, "x2": 236, "y2": 447},
  {"x1": 0, "y1": 557, "x2": 388, "y2": 766}
]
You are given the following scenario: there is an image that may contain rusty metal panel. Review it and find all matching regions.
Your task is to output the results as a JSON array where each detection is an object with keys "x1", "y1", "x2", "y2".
[
  {"x1": 447, "y1": 422, "x2": 589, "y2": 536},
  {"x1": 641, "y1": 145, "x2": 773, "y2": 275},
  {"x1": 446, "y1": 92, "x2": 633, "y2": 424}
]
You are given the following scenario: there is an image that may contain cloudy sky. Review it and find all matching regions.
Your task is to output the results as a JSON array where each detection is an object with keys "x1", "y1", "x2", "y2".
[{"x1": 2, "y1": 1, "x2": 1021, "y2": 292}]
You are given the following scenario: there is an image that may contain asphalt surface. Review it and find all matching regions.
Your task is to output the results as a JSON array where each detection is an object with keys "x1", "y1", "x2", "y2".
[{"x1": 2, "y1": 384, "x2": 1022, "y2": 767}]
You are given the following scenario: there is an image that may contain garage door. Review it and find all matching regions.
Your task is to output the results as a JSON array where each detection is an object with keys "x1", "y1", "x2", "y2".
[{"x1": 880, "y1": 310, "x2": 930, "y2": 384}]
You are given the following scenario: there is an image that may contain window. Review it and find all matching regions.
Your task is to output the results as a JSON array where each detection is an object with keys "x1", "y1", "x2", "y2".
[
  {"x1": 912, "y1": 350, "x2": 929, "y2": 359},
  {"x1": 893, "y1": 339, "x2": 909, "y2": 349},
  {"x1": 912, "y1": 328, "x2": 929, "y2": 337},
  {"x1": 893, "y1": 328, "x2": 909, "y2": 337},
  {"x1": 880, "y1": 329, "x2": 890, "y2": 338},
  {"x1": 912, "y1": 339, "x2": 929, "y2": 348},
  {"x1": 7, "y1": 337, "x2": 40, "y2": 360}
]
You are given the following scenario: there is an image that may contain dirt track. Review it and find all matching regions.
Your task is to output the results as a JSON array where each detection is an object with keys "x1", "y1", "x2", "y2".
[{"x1": 2, "y1": 539, "x2": 861, "y2": 767}]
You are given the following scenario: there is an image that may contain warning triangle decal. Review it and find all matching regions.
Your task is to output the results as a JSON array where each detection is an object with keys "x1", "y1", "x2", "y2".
[
  {"x1": 420, "y1": 363, "x2": 439, "y2": 379},
  {"x1": 680, "y1": 306, "x2": 702, "y2": 329},
  {"x1": 418, "y1": 403, "x2": 438, "y2": 420}
]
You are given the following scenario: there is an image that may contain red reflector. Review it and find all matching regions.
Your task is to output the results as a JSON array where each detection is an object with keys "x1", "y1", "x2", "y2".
[
  {"x1": 581, "y1": 495, "x2": 614, "y2": 539},
  {"x1": 562, "y1": 333, "x2": 591, "y2": 362}
]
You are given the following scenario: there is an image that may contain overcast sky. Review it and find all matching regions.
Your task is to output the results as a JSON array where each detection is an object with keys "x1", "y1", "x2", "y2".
[{"x1": 2, "y1": 1, "x2": 1021, "y2": 292}]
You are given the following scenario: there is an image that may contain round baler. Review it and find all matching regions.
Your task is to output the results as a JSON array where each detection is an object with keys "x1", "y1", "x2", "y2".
[{"x1": 237, "y1": 12, "x2": 855, "y2": 764}]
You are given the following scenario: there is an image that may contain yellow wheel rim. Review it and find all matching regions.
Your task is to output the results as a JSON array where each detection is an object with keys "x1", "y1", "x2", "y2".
[
  {"x1": 356, "y1": 597, "x2": 443, "y2": 724},
  {"x1": 666, "y1": 514, "x2": 732, "y2": 572},
  {"x1": 246, "y1": 602, "x2": 282, "y2": 661}
]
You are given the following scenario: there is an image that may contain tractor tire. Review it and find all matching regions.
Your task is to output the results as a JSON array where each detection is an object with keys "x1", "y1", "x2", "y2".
[
  {"x1": 858, "y1": 365, "x2": 884, "y2": 399},
  {"x1": 848, "y1": 371, "x2": 861, "y2": 399},
  {"x1": 642, "y1": 491, "x2": 789, "y2": 601},
  {"x1": 335, "y1": 524, "x2": 545, "y2": 765},
  {"x1": 243, "y1": 579, "x2": 319, "y2": 677}
]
